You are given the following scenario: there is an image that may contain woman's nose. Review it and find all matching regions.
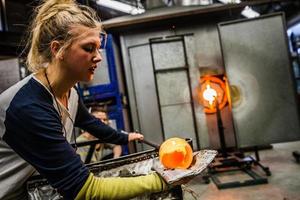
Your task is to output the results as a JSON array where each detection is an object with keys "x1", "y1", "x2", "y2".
[{"x1": 92, "y1": 50, "x2": 102, "y2": 63}]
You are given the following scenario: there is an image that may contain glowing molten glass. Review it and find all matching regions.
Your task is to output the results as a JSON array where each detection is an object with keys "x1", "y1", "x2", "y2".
[
  {"x1": 203, "y1": 84, "x2": 217, "y2": 106},
  {"x1": 197, "y1": 76, "x2": 228, "y2": 113},
  {"x1": 159, "y1": 137, "x2": 193, "y2": 169}
]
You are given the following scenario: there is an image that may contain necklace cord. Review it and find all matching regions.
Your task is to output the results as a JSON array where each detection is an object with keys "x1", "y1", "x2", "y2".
[{"x1": 44, "y1": 70, "x2": 78, "y2": 151}]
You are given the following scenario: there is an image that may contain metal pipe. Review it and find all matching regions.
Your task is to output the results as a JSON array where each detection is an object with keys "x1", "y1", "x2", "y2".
[{"x1": 139, "y1": 139, "x2": 160, "y2": 150}]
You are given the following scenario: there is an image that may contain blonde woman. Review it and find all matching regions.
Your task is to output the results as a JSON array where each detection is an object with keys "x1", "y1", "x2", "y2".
[{"x1": 0, "y1": 0, "x2": 167, "y2": 199}]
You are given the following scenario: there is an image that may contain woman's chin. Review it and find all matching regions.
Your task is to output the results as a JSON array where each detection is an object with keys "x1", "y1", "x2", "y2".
[{"x1": 83, "y1": 74, "x2": 94, "y2": 82}]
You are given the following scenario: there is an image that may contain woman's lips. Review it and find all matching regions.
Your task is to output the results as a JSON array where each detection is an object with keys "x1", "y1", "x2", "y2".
[{"x1": 88, "y1": 66, "x2": 97, "y2": 73}]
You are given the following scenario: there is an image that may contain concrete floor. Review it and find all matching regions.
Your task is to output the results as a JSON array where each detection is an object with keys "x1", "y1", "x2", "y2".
[{"x1": 183, "y1": 141, "x2": 300, "y2": 200}]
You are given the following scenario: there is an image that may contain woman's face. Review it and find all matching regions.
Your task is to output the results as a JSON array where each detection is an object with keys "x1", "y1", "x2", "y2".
[{"x1": 62, "y1": 25, "x2": 103, "y2": 82}]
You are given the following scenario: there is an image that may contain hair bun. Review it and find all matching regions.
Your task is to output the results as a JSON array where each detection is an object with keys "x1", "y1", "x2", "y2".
[{"x1": 36, "y1": 0, "x2": 76, "y2": 16}]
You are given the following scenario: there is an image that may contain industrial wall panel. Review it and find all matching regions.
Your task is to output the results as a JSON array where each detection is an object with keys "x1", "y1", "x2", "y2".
[
  {"x1": 161, "y1": 104, "x2": 196, "y2": 142},
  {"x1": 152, "y1": 41, "x2": 185, "y2": 69},
  {"x1": 0, "y1": 58, "x2": 20, "y2": 94},
  {"x1": 219, "y1": 13, "x2": 300, "y2": 147},
  {"x1": 151, "y1": 38, "x2": 198, "y2": 148},
  {"x1": 128, "y1": 45, "x2": 164, "y2": 148},
  {"x1": 156, "y1": 71, "x2": 191, "y2": 106}
]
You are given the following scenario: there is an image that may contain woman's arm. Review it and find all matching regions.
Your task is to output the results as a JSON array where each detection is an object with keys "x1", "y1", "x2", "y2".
[
  {"x1": 4, "y1": 102, "x2": 89, "y2": 199},
  {"x1": 75, "y1": 172, "x2": 167, "y2": 200},
  {"x1": 4, "y1": 101, "x2": 167, "y2": 199}
]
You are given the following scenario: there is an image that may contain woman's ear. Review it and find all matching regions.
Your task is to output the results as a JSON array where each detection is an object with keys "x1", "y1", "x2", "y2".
[{"x1": 50, "y1": 40, "x2": 63, "y2": 60}]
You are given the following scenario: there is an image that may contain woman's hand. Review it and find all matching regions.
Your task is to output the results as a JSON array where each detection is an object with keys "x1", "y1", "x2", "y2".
[{"x1": 128, "y1": 132, "x2": 144, "y2": 142}]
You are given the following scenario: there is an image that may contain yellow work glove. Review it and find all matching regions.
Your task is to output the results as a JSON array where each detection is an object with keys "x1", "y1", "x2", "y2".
[{"x1": 75, "y1": 172, "x2": 167, "y2": 200}]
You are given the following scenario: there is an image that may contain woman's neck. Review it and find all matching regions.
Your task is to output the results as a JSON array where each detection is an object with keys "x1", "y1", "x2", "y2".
[
  {"x1": 36, "y1": 64, "x2": 76, "y2": 108},
  {"x1": 45, "y1": 66, "x2": 73, "y2": 99}
]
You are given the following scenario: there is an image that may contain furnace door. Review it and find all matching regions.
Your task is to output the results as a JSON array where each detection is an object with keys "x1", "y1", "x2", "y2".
[
  {"x1": 218, "y1": 13, "x2": 300, "y2": 147},
  {"x1": 127, "y1": 36, "x2": 199, "y2": 151},
  {"x1": 149, "y1": 36, "x2": 199, "y2": 149}
]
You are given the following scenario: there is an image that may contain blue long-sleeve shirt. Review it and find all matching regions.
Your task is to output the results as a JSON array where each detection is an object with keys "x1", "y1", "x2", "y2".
[{"x1": 0, "y1": 75, "x2": 128, "y2": 199}]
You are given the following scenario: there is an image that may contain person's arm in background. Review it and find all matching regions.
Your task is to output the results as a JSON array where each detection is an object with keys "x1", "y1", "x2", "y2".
[
  {"x1": 75, "y1": 99, "x2": 143, "y2": 144},
  {"x1": 112, "y1": 145, "x2": 122, "y2": 158}
]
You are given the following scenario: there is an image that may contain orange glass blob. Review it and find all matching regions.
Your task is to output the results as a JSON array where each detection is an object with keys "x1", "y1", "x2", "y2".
[{"x1": 159, "y1": 137, "x2": 193, "y2": 169}]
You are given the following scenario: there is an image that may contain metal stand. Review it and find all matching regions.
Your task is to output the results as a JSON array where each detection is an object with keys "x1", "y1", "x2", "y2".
[
  {"x1": 208, "y1": 104, "x2": 270, "y2": 189},
  {"x1": 72, "y1": 139, "x2": 101, "y2": 164},
  {"x1": 208, "y1": 150, "x2": 271, "y2": 189}
]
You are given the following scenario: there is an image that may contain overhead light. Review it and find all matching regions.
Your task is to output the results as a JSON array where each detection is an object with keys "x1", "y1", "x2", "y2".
[
  {"x1": 96, "y1": 0, "x2": 145, "y2": 15},
  {"x1": 218, "y1": 0, "x2": 259, "y2": 18},
  {"x1": 182, "y1": 0, "x2": 213, "y2": 6},
  {"x1": 241, "y1": 6, "x2": 260, "y2": 18},
  {"x1": 217, "y1": 0, "x2": 241, "y2": 3}
]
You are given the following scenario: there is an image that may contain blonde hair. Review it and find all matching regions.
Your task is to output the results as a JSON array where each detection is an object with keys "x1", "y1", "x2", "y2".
[
  {"x1": 25, "y1": 0, "x2": 102, "y2": 72},
  {"x1": 90, "y1": 106, "x2": 107, "y2": 114}
]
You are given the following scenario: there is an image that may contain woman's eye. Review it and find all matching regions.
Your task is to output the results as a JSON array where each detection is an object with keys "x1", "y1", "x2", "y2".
[{"x1": 83, "y1": 46, "x2": 94, "y2": 52}]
